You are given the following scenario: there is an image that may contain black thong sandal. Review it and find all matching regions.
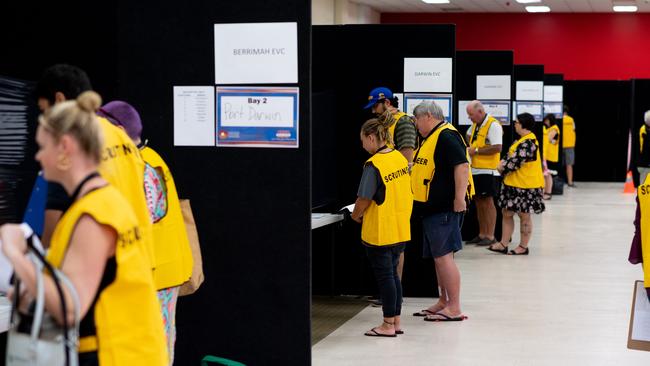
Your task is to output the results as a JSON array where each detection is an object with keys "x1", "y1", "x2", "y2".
[
  {"x1": 413, "y1": 309, "x2": 438, "y2": 317},
  {"x1": 487, "y1": 243, "x2": 508, "y2": 255},
  {"x1": 508, "y1": 245, "x2": 529, "y2": 255},
  {"x1": 423, "y1": 312, "x2": 468, "y2": 322}
]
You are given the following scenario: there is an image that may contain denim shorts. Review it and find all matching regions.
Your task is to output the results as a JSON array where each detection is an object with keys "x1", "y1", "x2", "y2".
[{"x1": 422, "y1": 212, "x2": 464, "y2": 258}]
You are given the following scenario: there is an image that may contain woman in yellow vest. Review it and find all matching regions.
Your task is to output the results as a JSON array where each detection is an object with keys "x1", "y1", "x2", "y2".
[
  {"x1": 97, "y1": 101, "x2": 193, "y2": 364},
  {"x1": 351, "y1": 118, "x2": 412, "y2": 337},
  {"x1": 542, "y1": 114, "x2": 561, "y2": 200},
  {"x1": 1, "y1": 91, "x2": 168, "y2": 366},
  {"x1": 487, "y1": 113, "x2": 545, "y2": 255}
]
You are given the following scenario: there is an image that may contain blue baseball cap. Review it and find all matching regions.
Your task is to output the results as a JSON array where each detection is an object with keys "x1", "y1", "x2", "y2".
[{"x1": 363, "y1": 87, "x2": 393, "y2": 109}]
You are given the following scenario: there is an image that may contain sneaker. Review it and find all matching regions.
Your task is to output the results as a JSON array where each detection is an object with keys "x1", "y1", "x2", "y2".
[
  {"x1": 465, "y1": 236, "x2": 483, "y2": 244},
  {"x1": 370, "y1": 299, "x2": 383, "y2": 307},
  {"x1": 567, "y1": 183, "x2": 577, "y2": 188},
  {"x1": 475, "y1": 238, "x2": 498, "y2": 246}
]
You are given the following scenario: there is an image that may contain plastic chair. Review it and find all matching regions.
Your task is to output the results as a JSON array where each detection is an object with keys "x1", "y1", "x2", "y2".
[{"x1": 201, "y1": 355, "x2": 246, "y2": 366}]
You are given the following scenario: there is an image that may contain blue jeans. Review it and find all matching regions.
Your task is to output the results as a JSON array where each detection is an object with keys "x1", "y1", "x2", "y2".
[{"x1": 365, "y1": 243, "x2": 405, "y2": 318}]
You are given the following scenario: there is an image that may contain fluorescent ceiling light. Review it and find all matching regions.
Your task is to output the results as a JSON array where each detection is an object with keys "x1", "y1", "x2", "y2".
[
  {"x1": 613, "y1": 5, "x2": 638, "y2": 12},
  {"x1": 421, "y1": 0, "x2": 450, "y2": 4},
  {"x1": 516, "y1": 0, "x2": 541, "y2": 3},
  {"x1": 526, "y1": 5, "x2": 551, "y2": 12}
]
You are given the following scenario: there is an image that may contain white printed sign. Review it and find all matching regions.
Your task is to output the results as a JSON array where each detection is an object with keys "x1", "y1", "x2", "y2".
[
  {"x1": 404, "y1": 58, "x2": 453, "y2": 93},
  {"x1": 516, "y1": 81, "x2": 544, "y2": 101},
  {"x1": 477, "y1": 75, "x2": 511, "y2": 100},
  {"x1": 459, "y1": 100, "x2": 511, "y2": 126},
  {"x1": 544, "y1": 85, "x2": 563, "y2": 102},
  {"x1": 173, "y1": 86, "x2": 216, "y2": 146},
  {"x1": 214, "y1": 22, "x2": 298, "y2": 84}
]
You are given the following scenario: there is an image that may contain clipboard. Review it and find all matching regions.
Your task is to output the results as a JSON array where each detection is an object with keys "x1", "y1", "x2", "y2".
[{"x1": 628, "y1": 280, "x2": 650, "y2": 351}]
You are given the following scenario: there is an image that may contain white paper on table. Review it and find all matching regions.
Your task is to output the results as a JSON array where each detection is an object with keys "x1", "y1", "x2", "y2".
[
  {"x1": 173, "y1": 86, "x2": 216, "y2": 146},
  {"x1": 340, "y1": 203, "x2": 355, "y2": 213},
  {"x1": 632, "y1": 281, "x2": 650, "y2": 341},
  {"x1": 477, "y1": 75, "x2": 511, "y2": 100},
  {"x1": 0, "y1": 224, "x2": 44, "y2": 293}
]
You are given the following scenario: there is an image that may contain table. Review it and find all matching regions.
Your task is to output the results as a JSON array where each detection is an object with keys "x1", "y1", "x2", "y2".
[
  {"x1": 0, "y1": 296, "x2": 10, "y2": 333},
  {"x1": 311, "y1": 213, "x2": 344, "y2": 229}
]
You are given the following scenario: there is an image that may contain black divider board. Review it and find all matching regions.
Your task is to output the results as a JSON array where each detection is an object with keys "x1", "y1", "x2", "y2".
[
  {"x1": 313, "y1": 24, "x2": 455, "y2": 298},
  {"x1": 564, "y1": 80, "x2": 630, "y2": 182},
  {"x1": 116, "y1": 2, "x2": 313, "y2": 364},
  {"x1": 514, "y1": 65, "x2": 545, "y2": 172},
  {"x1": 455, "y1": 50, "x2": 514, "y2": 243},
  {"x1": 629, "y1": 79, "x2": 650, "y2": 186},
  {"x1": 543, "y1": 74, "x2": 565, "y2": 167}
]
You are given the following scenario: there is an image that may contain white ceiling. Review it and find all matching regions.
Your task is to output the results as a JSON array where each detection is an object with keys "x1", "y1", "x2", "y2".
[{"x1": 353, "y1": 0, "x2": 650, "y2": 13}]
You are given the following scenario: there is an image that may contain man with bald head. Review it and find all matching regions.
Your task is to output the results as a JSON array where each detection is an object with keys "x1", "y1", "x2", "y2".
[{"x1": 465, "y1": 101, "x2": 503, "y2": 246}]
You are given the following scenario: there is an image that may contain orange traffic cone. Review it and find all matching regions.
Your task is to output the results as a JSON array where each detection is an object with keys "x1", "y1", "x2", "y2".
[{"x1": 624, "y1": 171, "x2": 635, "y2": 194}]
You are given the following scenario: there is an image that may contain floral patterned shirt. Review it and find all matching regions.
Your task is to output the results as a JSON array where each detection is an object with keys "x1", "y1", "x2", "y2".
[{"x1": 502, "y1": 139, "x2": 538, "y2": 175}]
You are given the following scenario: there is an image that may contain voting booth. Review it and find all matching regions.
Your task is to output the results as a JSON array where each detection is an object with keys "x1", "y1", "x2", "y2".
[
  {"x1": 312, "y1": 24, "x2": 456, "y2": 298},
  {"x1": 455, "y1": 50, "x2": 514, "y2": 242}
]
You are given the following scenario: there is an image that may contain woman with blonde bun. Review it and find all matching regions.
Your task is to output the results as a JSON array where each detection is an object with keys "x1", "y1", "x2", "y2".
[{"x1": 1, "y1": 91, "x2": 168, "y2": 366}]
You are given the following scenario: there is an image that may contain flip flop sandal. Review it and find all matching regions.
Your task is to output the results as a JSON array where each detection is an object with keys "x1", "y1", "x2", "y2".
[
  {"x1": 413, "y1": 309, "x2": 438, "y2": 317},
  {"x1": 395, "y1": 330, "x2": 404, "y2": 335},
  {"x1": 423, "y1": 312, "x2": 468, "y2": 322},
  {"x1": 364, "y1": 327, "x2": 397, "y2": 337},
  {"x1": 508, "y1": 246, "x2": 529, "y2": 255}
]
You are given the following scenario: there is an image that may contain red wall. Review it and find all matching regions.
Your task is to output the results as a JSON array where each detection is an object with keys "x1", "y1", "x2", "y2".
[{"x1": 382, "y1": 13, "x2": 650, "y2": 80}]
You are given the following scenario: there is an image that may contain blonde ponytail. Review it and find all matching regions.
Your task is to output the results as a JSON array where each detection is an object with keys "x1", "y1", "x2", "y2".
[{"x1": 361, "y1": 118, "x2": 393, "y2": 147}]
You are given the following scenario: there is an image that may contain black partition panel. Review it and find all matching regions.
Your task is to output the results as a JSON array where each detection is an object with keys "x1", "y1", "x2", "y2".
[
  {"x1": 514, "y1": 65, "x2": 545, "y2": 159},
  {"x1": 543, "y1": 74, "x2": 565, "y2": 168},
  {"x1": 117, "y1": 2, "x2": 312, "y2": 365},
  {"x1": 2, "y1": 1, "x2": 312, "y2": 365},
  {"x1": 564, "y1": 80, "x2": 630, "y2": 182},
  {"x1": 455, "y1": 50, "x2": 513, "y2": 242},
  {"x1": 629, "y1": 79, "x2": 650, "y2": 186},
  {"x1": 313, "y1": 24, "x2": 455, "y2": 297}
]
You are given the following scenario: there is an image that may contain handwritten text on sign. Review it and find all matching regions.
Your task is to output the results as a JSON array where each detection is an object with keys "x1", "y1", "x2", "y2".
[{"x1": 221, "y1": 96, "x2": 294, "y2": 127}]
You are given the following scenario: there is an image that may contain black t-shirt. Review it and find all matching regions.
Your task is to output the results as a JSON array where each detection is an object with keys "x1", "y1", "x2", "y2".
[
  {"x1": 415, "y1": 127, "x2": 468, "y2": 215},
  {"x1": 46, "y1": 181, "x2": 72, "y2": 212}
]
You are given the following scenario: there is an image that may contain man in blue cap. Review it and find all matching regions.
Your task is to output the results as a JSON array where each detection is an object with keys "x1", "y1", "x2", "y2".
[{"x1": 363, "y1": 87, "x2": 418, "y2": 298}]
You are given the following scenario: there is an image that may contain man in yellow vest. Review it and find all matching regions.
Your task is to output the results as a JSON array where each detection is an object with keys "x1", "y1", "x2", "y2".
[
  {"x1": 465, "y1": 101, "x2": 502, "y2": 246},
  {"x1": 364, "y1": 87, "x2": 418, "y2": 293},
  {"x1": 637, "y1": 111, "x2": 650, "y2": 183},
  {"x1": 410, "y1": 101, "x2": 469, "y2": 322},
  {"x1": 563, "y1": 105, "x2": 577, "y2": 187}
]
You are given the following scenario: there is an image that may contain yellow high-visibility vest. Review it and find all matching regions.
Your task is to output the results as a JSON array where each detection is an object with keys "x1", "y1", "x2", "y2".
[
  {"x1": 98, "y1": 117, "x2": 154, "y2": 270},
  {"x1": 48, "y1": 186, "x2": 168, "y2": 365},
  {"x1": 503, "y1": 133, "x2": 544, "y2": 189},
  {"x1": 637, "y1": 173, "x2": 650, "y2": 288},
  {"x1": 141, "y1": 146, "x2": 193, "y2": 290},
  {"x1": 468, "y1": 115, "x2": 501, "y2": 169},
  {"x1": 411, "y1": 123, "x2": 474, "y2": 202},
  {"x1": 361, "y1": 150, "x2": 412, "y2": 246},
  {"x1": 543, "y1": 125, "x2": 560, "y2": 163},
  {"x1": 562, "y1": 115, "x2": 576, "y2": 148}
]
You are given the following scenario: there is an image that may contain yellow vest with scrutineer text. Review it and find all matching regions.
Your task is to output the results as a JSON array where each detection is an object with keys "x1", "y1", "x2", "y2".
[
  {"x1": 636, "y1": 174, "x2": 650, "y2": 288},
  {"x1": 503, "y1": 133, "x2": 545, "y2": 189},
  {"x1": 411, "y1": 123, "x2": 475, "y2": 202},
  {"x1": 361, "y1": 150, "x2": 413, "y2": 246},
  {"x1": 47, "y1": 185, "x2": 168, "y2": 366},
  {"x1": 543, "y1": 125, "x2": 561, "y2": 163},
  {"x1": 98, "y1": 117, "x2": 155, "y2": 271},
  {"x1": 141, "y1": 146, "x2": 193, "y2": 290},
  {"x1": 468, "y1": 115, "x2": 501, "y2": 169}
]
